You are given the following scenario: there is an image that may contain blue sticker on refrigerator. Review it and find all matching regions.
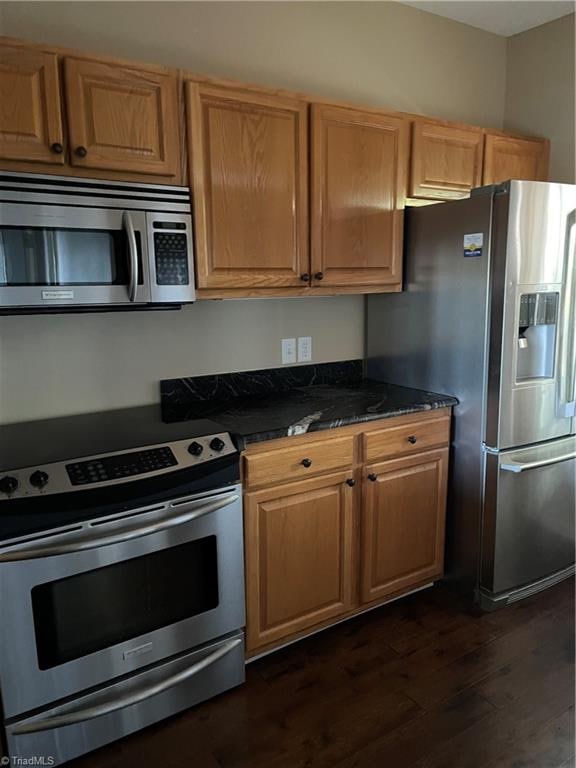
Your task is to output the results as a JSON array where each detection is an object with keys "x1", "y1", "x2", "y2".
[{"x1": 463, "y1": 232, "x2": 484, "y2": 257}]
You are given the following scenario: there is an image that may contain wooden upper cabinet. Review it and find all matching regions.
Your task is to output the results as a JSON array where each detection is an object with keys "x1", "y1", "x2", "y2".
[
  {"x1": 410, "y1": 120, "x2": 483, "y2": 200},
  {"x1": 483, "y1": 133, "x2": 549, "y2": 185},
  {"x1": 311, "y1": 104, "x2": 408, "y2": 289},
  {"x1": 244, "y1": 470, "x2": 355, "y2": 651},
  {"x1": 187, "y1": 83, "x2": 309, "y2": 291},
  {"x1": 361, "y1": 448, "x2": 448, "y2": 604},
  {"x1": 64, "y1": 57, "x2": 180, "y2": 178},
  {"x1": 0, "y1": 44, "x2": 64, "y2": 165}
]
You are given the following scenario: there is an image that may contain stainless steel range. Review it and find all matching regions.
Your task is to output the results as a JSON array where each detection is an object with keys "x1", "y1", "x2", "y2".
[{"x1": 0, "y1": 407, "x2": 245, "y2": 765}]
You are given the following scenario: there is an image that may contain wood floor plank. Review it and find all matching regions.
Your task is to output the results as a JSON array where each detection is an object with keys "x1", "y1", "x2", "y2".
[
  {"x1": 484, "y1": 705, "x2": 575, "y2": 768},
  {"x1": 332, "y1": 690, "x2": 496, "y2": 768},
  {"x1": 404, "y1": 628, "x2": 575, "y2": 768},
  {"x1": 404, "y1": 602, "x2": 573, "y2": 709}
]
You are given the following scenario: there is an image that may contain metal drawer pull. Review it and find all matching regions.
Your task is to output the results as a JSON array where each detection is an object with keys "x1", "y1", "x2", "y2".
[
  {"x1": 0, "y1": 493, "x2": 239, "y2": 562},
  {"x1": 501, "y1": 451, "x2": 576, "y2": 473},
  {"x1": 407, "y1": 435, "x2": 417, "y2": 444},
  {"x1": 301, "y1": 458, "x2": 312, "y2": 468},
  {"x1": 346, "y1": 478, "x2": 356, "y2": 487},
  {"x1": 368, "y1": 473, "x2": 377, "y2": 482},
  {"x1": 12, "y1": 637, "x2": 242, "y2": 735}
]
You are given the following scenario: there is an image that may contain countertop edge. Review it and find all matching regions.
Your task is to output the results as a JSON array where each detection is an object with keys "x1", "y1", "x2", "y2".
[{"x1": 236, "y1": 398, "x2": 457, "y2": 449}]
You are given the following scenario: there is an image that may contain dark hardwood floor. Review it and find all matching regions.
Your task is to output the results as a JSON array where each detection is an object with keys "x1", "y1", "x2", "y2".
[{"x1": 75, "y1": 578, "x2": 575, "y2": 768}]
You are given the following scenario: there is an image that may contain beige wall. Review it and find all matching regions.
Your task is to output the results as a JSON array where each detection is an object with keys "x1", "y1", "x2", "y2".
[
  {"x1": 1, "y1": 1, "x2": 507, "y2": 126},
  {"x1": 0, "y1": 298, "x2": 364, "y2": 422},
  {"x1": 505, "y1": 13, "x2": 575, "y2": 183},
  {"x1": 0, "y1": 1, "x2": 508, "y2": 423}
]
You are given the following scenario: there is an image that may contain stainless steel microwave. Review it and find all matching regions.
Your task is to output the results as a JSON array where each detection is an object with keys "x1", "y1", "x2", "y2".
[{"x1": 0, "y1": 172, "x2": 196, "y2": 311}]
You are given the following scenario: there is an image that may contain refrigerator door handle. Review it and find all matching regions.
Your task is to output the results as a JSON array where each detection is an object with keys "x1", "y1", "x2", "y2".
[
  {"x1": 501, "y1": 450, "x2": 576, "y2": 473},
  {"x1": 557, "y1": 208, "x2": 576, "y2": 419}
]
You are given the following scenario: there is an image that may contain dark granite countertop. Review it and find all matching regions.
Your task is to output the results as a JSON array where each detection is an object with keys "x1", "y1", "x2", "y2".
[{"x1": 161, "y1": 361, "x2": 457, "y2": 448}]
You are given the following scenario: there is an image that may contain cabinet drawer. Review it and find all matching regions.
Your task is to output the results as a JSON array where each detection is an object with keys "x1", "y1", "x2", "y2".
[
  {"x1": 364, "y1": 415, "x2": 450, "y2": 462},
  {"x1": 244, "y1": 435, "x2": 355, "y2": 489}
]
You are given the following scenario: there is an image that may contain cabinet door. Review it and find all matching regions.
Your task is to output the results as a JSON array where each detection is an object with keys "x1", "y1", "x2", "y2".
[
  {"x1": 311, "y1": 104, "x2": 408, "y2": 289},
  {"x1": 187, "y1": 83, "x2": 309, "y2": 291},
  {"x1": 410, "y1": 120, "x2": 483, "y2": 200},
  {"x1": 0, "y1": 44, "x2": 64, "y2": 164},
  {"x1": 64, "y1": 57, "x2": 180, "y2": 178},
  {"x1": 361, "y1": 449, "x2": 448, "y2": 604},
  {"x1": 244, "y1": 470, "x2": 355, "y2": 651},
  {"x1": 483, "y1": 134, "x2": 549, "y2": 185}
]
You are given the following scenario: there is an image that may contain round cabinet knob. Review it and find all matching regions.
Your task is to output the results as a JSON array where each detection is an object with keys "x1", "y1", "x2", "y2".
[
  {"x1": 51, "y1": 142, "x2": 64, "y2": 154},
  {"x1": 346, "y1": 478, "x2": 356, "y2": 487},
  {"x1": 0, "y1": 476, "x2": 18, "y2": 494},
  {"x1": 30, "y1": 470, "x2": 49, "y2": 489},
  {"x1": 300, "y1": 273, "x2": 311, "y2": 282},
  {"x1": 209, "y1": 437, "x2": 225, "y2": 452},
  {"x1": 367, "y1": 473, "x2": 377, "y2": 482},
  {"x1": 301, "y1": 458, "x2": 312, "y2": 468},
  {"x1": 407, "y1": 435, "x2": 417, "y2": 444},
  {"x1": 314, "y1": 272, "x2": 324, "y2": 281},
  {"x1": 188, "y1": 441, "x2": 204, "y2": 457},
  {"x1": 75, "y1": 146, "x2": 88, "y2": 158}
]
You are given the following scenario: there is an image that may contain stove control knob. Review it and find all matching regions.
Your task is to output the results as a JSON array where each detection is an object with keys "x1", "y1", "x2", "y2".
[
  {"x1": 188, "y1": 441, "x2": 204, "y2": 457},
  {"x1": 30, "y1": 470, "x2": 49, "y2": 488},
  {"x1": 209, "y1": 437, "x2": 226, "y2": 452},
  {"x1": 0, "y1": 476, "x2": 18, "y2": 495}
]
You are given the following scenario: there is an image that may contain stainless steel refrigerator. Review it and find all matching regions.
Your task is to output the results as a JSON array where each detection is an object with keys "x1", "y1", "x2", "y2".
[{"x1": 366, "y1": 180, "x2": 576, "y2": 609}]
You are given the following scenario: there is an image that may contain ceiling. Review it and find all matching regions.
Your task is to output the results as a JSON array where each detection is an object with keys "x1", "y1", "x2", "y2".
[{"x1": 399, "y1": 1, "x2": 575, "y2": 36}]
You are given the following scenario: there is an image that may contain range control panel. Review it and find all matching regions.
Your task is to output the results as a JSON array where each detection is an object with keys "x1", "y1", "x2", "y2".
[
  {"x1": 67, "y1": 447, "x2": 178, "y2": 486},
  {"x1": 0, "y1": 433, "x2": 236, "y2": 500}
]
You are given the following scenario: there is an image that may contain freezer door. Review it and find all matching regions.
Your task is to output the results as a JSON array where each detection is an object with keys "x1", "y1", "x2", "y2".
[
  {"x1": 487, "y1": 181, "x2": 576, "y2": 448},
  {"x1": 481, "y1": 436, "x2": 576, "y2": 597}
]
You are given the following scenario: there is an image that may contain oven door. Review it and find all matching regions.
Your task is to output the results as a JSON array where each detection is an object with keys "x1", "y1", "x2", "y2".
[
  {"x1": 0, "y1": 485, "x2": 244, "y2": 719},
  {"x1": 0, "y1": 203, "x2": 151, "y2": 307}
]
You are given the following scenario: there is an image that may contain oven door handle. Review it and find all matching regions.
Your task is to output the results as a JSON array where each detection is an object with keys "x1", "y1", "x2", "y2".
[
  {"x1": 11, "y1": 636, "x2": 242, "y2": 735},
  {"x1": 0, "y1": 493, "x2": 239, "y2": 562},
  {"x1": 123, "y1": 210, "x2": 139, "y2": 302}
]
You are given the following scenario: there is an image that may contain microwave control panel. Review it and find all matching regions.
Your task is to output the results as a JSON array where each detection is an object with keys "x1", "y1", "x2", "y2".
[{"x1": 153, "y1": 222, "x2": 190, "y2": 286}]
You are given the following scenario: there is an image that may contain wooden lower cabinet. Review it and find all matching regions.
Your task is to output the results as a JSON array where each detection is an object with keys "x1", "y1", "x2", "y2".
[
  {"x1": 361, "y1": 448, "x2": 448, "y2": 603},
  {"x1": 243, "y1": 411, "x2": 452, "y2": 655},
  {"x1": 244, "y1": 470, "x2": 355, "y2": 652}
]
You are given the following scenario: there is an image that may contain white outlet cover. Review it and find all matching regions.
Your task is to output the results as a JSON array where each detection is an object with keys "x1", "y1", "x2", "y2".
[
  {"x1": 298, "y1": 336, "x2": 312, "y2": 362},
  {"x1": 282, "y1": 338, "x2": 297, "y2": 365}
]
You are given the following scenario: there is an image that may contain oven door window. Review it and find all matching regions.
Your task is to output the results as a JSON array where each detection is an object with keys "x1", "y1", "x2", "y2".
[
  {"x1": 0, "y1": 226, "x2": 142, "y2": 286},
  {"x1": 31, "y1": 538, "x2": 219, "y2": 669}
]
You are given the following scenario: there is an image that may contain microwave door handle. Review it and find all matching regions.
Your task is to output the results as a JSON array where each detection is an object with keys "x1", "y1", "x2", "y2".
[
  {"x1": 123, "y1": 211, "x2": 139, "y2": 302},
  {"x1": 11, "y1": 636, "x2": 242, "y2": 735},
  {"x1": 0, "y1": 492, "x2": 239, "y2": 562}
]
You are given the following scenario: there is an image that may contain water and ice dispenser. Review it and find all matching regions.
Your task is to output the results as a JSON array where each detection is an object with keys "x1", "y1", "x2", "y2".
[{"x1": 516, "y1": 292, "x2": 559, "y2": 380}]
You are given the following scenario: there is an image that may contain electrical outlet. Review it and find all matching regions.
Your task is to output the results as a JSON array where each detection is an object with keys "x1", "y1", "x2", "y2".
[
  {"x1": 298, "y1": 336, "x2": 312, "y2": 362},
  {"x1": 281, "y1": 338, "x2": 297, "y2": 365}
]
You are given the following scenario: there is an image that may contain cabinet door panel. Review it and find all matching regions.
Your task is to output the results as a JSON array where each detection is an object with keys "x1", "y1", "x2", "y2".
[
  {"x1": 0, "y1": 45, "x2": 64, "y2": 164},
  {"x1": 483, "y1": 134, "x2": 549, "y2": 185},
  {"x1": 361, "y1": 449, "x2": 447, "y2": 603},
  {"x1": 65, "y1": 58, "x2": 180, "y2": 177},
  {"x1": 311, "y1": 104, "x2": 407, "y2": 288},
  {"x1": 188, "y1": 83, "x2": 308, "y2": 290},
  {"x1": 245, "y1": 471, "x2": 355, "y2": 650},
  {"x1": 410, "y1": 120, "x2": 483, "y2": 199}
]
